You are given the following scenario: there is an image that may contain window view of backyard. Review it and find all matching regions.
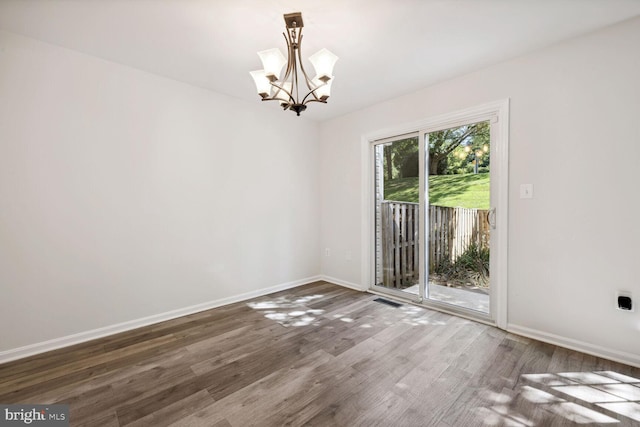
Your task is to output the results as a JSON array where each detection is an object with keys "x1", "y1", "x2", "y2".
[{"x1": 375, "y1": 121, "x2": 491, "y2": 313}]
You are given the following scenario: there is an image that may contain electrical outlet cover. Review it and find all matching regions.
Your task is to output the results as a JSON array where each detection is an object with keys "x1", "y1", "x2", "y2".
[{"x1": 616, "y1": 291, "x2": 633, "y2": 312}]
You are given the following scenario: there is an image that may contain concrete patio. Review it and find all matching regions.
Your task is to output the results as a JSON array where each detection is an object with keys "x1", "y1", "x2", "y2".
[{"x1": 403, "y1": 282, "x2": 489, "y2": 313}]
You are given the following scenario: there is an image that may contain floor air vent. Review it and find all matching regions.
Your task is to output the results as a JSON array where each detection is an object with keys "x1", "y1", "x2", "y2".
[{"x1": 373, "y1": 297, "x2": 403, "y2": 308}]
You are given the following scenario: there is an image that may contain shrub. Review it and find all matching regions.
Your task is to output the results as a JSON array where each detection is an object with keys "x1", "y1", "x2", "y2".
[{"x1": 432, "y1": 243, "x2": 490, "y2": 288}]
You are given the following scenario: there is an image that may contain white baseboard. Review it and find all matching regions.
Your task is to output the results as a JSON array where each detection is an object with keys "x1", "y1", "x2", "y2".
[
  {"x1": 320, "y1": 275, "x2": 367, "y2": 292},
  {"x1": 11, "y1": 279, "x2": 634, "y2": 371},
  {"x1": 507, "y1": 324, "x2": 640, "y2": 369},
  {"x1": 0, "y1": 275, "x2": 322, "y2": 364}
]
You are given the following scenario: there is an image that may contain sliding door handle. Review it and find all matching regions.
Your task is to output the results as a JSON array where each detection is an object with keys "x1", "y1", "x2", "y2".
[{"x1": 488, "y1": 208, "x2": 497, "y2": 229}]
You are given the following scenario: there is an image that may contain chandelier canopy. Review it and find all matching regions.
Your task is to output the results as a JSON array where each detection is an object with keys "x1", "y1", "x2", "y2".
[{"x1": 250, "y1": 12, "x2": 338, "y2": 116}]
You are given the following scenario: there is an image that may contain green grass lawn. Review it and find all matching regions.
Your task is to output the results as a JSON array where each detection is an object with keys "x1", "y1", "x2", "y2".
[{"x1": 384, "y1": 173, "x2": 489, "y2": 209}]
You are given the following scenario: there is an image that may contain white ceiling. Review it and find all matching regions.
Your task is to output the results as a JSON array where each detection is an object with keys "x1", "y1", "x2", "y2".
[{"x1": 1, "y1": 0, "x2": 639, "y2": 121}]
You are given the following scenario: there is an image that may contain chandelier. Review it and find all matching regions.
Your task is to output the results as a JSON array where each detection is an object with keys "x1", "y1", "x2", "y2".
[{"x1": 250, "y1": 12, "x2": 338, "y2": 116}]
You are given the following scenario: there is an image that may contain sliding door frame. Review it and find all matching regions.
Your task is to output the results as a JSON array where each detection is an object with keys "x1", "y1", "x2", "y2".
[
  {"x1": 370, "y1": 132, "x2": 422, "y2": 303},
  {"x1": 362, "y1": 99, "x2": 509, "y2": 328}
]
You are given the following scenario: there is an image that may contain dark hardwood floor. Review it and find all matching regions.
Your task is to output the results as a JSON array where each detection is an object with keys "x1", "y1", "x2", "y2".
[{"x1": 1, "y1": 281, "x2": 639, "y2": 426}]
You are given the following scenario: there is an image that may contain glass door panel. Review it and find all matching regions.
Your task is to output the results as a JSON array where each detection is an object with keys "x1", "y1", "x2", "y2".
[
  {"x1": 374, "y1": 135, "x2": 420, "y2": 298},
  {"x1": 425, "y1": 121, "x2": 491, "y2": 314}
]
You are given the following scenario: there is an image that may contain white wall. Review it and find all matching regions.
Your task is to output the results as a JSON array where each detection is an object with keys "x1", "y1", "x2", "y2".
[
  {"x1": 319, "y1": 17, "x2": 640, "y2": 365},
  {"x1": 0, "y1": 31, "x2": 320, "y2": 356}
]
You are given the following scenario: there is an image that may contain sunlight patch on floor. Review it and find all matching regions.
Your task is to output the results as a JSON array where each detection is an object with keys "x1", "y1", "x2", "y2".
[
  {"x1": 520, "y1": 373, "x2": 577, "y2": 387},
  {"x1": 552, "y1": 385, "x2": 624, "y2": 403},
  {"x1": 475, "y1": 370, "x2": 640, "y2": 425},
  {"x1": 548, "y1": 402, "x2": 620, "y2": 424},
  {"x1": 515, "y1": 370, "x2": 640, "y2": 424},
  {"x1": 247, "y1": 295, "x2": 326, "y2": 327},
  {"x1": 558, "y1": 371, "x2": 620, "y2": 385},
  {"x1": 248, "y1": 292, "x2": 449, "y2": 329},
  {"x1": 598, "y1": 402, "x2": 640, "y2": 422},
  {"x1": 474, "y1": 405, "x2": 535, "y2": 426},
  {"x1": 518, "y1": 386, "x2": 560, "y2": 404}
]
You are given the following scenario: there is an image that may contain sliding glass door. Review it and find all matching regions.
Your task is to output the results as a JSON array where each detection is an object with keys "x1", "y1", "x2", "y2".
[{"x1": 371, "y1": 105, "x2": 507, "y2": 323}]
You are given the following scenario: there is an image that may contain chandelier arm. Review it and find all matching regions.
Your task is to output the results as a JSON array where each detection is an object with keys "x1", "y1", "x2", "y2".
[
  {"x1": 269, "y1": 81, "x2": 294, "y2": 103},
  {"x1": 280, "y1": 32, "x2": 294, "y2": 83},
  {"x1": 283, "y1": 29, "x2": 300, "y2": 105},
  {"x1": 301, "y1": 98, "x2": 328, "y2": 106},
  {"x1": 259, "y1": 97, "x2": 292, "y2": 111},
  {"x1": 291, "y1": 28, "x2": 302, "y2": 105},
  {"x1": 291, "y1": 58, "x2": 299, "y2": 105},
  {"x1": 294, "y1": 32, "x2": 325, "y2": 106},
  {"x1": 295, "y1": 33, "x2": 317, "y2": 94},
  {"x1": 262, "y1": 31, "x2": 295, "y2": 106},
  {"x1": 300, "y1": 85, "x2": 325, "y2": 105}
]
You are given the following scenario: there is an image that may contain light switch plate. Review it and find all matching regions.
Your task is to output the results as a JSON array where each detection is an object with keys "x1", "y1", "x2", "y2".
[{"x1": 520, "y1": 184, "x2": 533, "y2": 199}]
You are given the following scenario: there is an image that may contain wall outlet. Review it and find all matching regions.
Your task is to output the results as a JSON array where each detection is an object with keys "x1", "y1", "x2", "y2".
[
  {"x1": 616, "y1": 291, "x2": 633, "y2": 312},
  {"x1": 325, "y1": 248, "x2": 330, "y2": 257}
]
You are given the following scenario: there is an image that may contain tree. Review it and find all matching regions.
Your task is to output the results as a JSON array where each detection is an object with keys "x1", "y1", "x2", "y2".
[
  {"x1": 382, "y1": 137, "x2": 419, "y2": 180},
  {"x1": 428, "y1": 123, "x2": 486, "y2": 175},
  {"x1": 392, "y1": 138, "x2": 419, "y2": 178},
  {"x1": 447, "y1": 122, "x2": 490, "y2": 174},
  {"x1": 381, "y1": 122, "x2": 490, "y2": 179},
  {"x1": 384, "y1": 145, "x2": 394, "y2": 180}
]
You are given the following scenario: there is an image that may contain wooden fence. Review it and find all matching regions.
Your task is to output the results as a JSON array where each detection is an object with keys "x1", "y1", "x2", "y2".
[
  {"x1": 428, "y1": 205, "x2": 491, "y2": 269},
  {"x1": 380, "y1": 202, "x2": 420, "y2": 289},
  {"x1": 379, "y1": 202, "x2": 490, "y2": 288}
]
